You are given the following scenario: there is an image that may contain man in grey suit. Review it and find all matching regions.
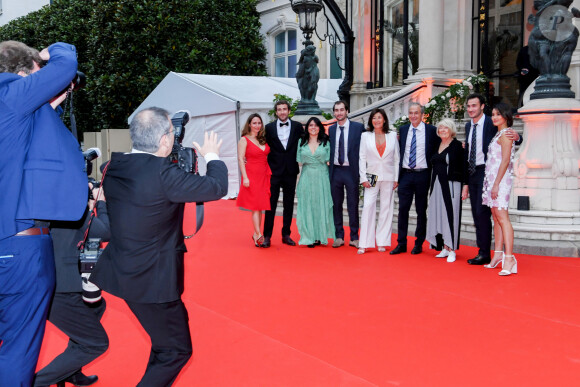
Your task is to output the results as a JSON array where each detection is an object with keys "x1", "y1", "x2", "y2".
[
  {"x1": 328, "y1": 100, "x2": 365, "y2": 248},
  {"x1": 91, "y1": 107, "x2": 228, "y2": 386}
]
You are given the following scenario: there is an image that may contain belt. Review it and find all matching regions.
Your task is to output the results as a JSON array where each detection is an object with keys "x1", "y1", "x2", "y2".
[
  {"x1": 403, "y1": 168, "x2": 428, "y2": 173},
  {"x1": 16, "y1": 227, "x2": 50, "y2": 236}
]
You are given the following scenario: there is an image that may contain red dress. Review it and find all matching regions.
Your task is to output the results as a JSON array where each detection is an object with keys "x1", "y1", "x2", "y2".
[{"x1": 236, "y1": 137, "x2": 271, "y2": 211}]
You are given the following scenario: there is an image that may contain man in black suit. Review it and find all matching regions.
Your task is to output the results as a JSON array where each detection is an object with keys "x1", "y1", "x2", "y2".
[
  {"x1": 262, "y1": 100, "x2": 302, "y2": 248},
  {"x1": 34, "y1": 183, "x2": 110, "y2": 387},
  {"x1": 461, "y1": 94, "x2": 521, "y2": 265},
  {"x1": 90, "y1": 107, "x2": 228, "y2": 386},
  {"x1": 328, "y1": 100, "x2": 365, "y2": 248},
  {"x1": 391, "y1": 102, "x2": 440, "y2": 255}
]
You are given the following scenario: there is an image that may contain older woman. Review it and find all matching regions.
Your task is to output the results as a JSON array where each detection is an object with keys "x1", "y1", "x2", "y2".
[
  {"x1": 236, "y1": 113, "x2": 271, "y2": 247},
  {"x1": 357, "y1": 108, "x2": 399, "y2": 254},
  {"x1": 482, "y1": 103, "x2": 517, "y2": 275},
  {"x1": 296, "y1": 117, "x2": 334, "y2": 247},
  {"x1": 425, "y1": 118, "x2": 465, "y2": 262}
]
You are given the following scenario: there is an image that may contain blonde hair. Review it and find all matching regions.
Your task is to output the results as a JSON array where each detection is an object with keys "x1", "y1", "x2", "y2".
[{"x1": 436, "y1": 118, "x2": 457, "y2": 138}]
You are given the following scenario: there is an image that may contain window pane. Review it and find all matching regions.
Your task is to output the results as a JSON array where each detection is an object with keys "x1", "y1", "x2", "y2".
[
  {"x1": 288, "y1": 55, "x2": 297, "y2": 78},
  {"x1": 275, "y1": 57, "x2": 286, "y2": 77},
  {"x1": 288, "y1": 30, "x2": 297, "y2": 51},
  {"x1": 275, "y1": 33, "x2": 286, "y2": 54},
  {"x1": 330, "y1": 46, "x2": 342, "y2": 79}
]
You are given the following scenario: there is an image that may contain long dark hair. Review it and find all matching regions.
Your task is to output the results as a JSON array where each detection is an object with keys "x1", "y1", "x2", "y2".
[
  {"x1": 366, "y1": 108, "x2": 390, "y2": 133},
  {"x1": 492, "y1": 102, "x2": 513, "y2": 128},
  {"x1": 241, "y1": 113, "x2": 266, "y2": 145},
  {"x1": 300, "y1": 117, "x2": 329, "y2": 146}
]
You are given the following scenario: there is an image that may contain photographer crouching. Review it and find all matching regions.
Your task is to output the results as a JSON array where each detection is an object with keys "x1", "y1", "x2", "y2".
[
  {"x1": 90, "y1": 107, "x2": 228, "y2": 386},
  {"x1": 0, "y1": 42, "x2": 88, "y2": 386},
  {"x1": 34, "y1": 179, "x2": 110, "y2": 387}
]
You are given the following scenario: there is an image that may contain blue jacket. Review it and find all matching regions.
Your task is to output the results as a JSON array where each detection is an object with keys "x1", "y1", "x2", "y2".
[{"x1": 0, "y1": 42, "x2": 87, "y2": 240}]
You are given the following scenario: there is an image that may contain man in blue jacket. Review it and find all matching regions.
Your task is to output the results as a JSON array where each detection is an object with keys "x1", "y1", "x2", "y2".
[{"x1": 0, "y1": 41, "x2": 87, "y2": 386}]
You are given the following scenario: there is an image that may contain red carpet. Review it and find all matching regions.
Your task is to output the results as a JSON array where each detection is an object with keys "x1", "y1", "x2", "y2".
[{"x1": 38, "y1": 200, "x2": 580, "y2": 386}]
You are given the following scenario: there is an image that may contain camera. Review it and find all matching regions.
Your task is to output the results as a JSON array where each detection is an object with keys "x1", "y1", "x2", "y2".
[
  {"x1": 169, "y1": 111, "x2": 198, "y2": 174},
  {"x1": 79, "y1": 237, "x2": 104, "y2": 304},
  {"x1": 88, "y1": 177, "x2": 101, "y2": 200},
  {"x1": 83, "y1": 147, "x2": 101, "y2": 177},
  {"x1": 61, "y1": 71, "x2": 86, "y2": 95}
]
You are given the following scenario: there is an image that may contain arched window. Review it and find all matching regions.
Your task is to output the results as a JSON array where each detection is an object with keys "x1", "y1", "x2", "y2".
[{"x1": 273, "y1": 30, "x2": 298, "y2": 78}]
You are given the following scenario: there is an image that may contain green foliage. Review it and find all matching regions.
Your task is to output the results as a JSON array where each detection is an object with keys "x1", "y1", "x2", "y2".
[
  {"x1": 0, "y1": 0, "x2": 267, "y2": 133},
  {"x1": 268, "y1": 93, "x2": 332, "y2": 122}
]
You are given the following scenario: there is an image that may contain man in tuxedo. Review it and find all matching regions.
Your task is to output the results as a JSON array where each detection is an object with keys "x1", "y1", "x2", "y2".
[
  {"x1": 329, "y1": 100, "x2": 365, "y2": 248},
  {"x1": 391, "y1": 102, "x2": 440, "y2": 255},
  {"x1": 0, "y1": 41, "x2": 87, "y2": 386},
  {"x1": 262, "y1": 100, "x2": 302, "y2": 248},
  {"x1": 90, "y1": 107, "x2": 228, "y2": 386},
  {"x1": 461, "y1": 94, "x2": 521, "y2": 265}
]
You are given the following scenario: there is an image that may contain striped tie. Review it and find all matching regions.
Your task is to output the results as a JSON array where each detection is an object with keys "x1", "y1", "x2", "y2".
[
  {"x1": 468, "y1": 123, "x2": 477, "y2": 175},
  {"x1": 408, "y1": 127, "x2": 417, "y2": 169}
]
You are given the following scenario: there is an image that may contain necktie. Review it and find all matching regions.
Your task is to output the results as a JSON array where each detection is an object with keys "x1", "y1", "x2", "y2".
[
  {"x1": 468, "y1": 123, "x2": 477, "y2": 175},
  {"x1": 280, "y1": 122, "x2": 289, "y2": 127},
  {"x1": 338, "y1": 126, "x2": 345, "y2": 165},
  {"x1": 408, "y1": 127, "x2": 417, "y2": 169}
]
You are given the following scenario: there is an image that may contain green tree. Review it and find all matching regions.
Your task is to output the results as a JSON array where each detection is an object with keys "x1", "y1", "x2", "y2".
[{"x1": 0, "y1": 0, "x2": 267, "y2": 133}]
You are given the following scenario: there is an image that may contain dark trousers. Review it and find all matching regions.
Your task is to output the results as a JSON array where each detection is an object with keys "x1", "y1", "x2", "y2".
[
  {"x1": 33, "y1": 293, "x2": 109, "y2": 386},
  {"x1": 331, "y1": 166, "x2": 359, "y2": 240},
  {"x1": 126, "y1": 299, "x2": 193, "y2": 387},
  {"x1": 264, "y1": 173, "x2": 297, "y2": 238},
  {"x1": 0, "y1": 233, "x2": 55, "y2": 387},
  {"x1": 468, "y1": 167, "x2": 492, "y2": 259},
  {"x1": 397, "y1": 169, "x2": 430, "y2": 246}
]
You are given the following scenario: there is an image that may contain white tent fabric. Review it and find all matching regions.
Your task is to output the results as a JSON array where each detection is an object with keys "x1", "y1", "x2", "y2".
[{"x1": 130, "y1": 72, "x2": 343, "y2": 198}]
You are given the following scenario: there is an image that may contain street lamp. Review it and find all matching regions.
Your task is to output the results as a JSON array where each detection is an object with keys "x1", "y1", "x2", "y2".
[{"x1": 291, "y1": 0, "x2": 323, "y2": 116}]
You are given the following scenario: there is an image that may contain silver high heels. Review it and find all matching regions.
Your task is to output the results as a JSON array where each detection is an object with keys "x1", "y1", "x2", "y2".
[
  {"x1": 499, "y1": 255, "x2": 518, "y2": 276},
  {"x1": 484, "y1": 251, "x2": 504, "y2": 269}
]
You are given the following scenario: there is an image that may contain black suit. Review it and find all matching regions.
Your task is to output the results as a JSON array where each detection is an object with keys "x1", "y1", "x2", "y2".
[
  {"x1": 396, "y1": 123, "x2": 440, "y2": 247},
  {"x1": 328, "y1": 120, "x2": 365, "y2": 240},
  {"x1": 263, "y1": 120, "x2": 302, "y2": 238},
  {"x1": 34, "y1": 202, "x2": 110, "y2": 386},
  {"x1": 91, "y1": 152, "x2": 228, "y2": 386}
]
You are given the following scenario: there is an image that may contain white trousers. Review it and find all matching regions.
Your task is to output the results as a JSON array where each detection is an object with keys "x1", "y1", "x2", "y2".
[{"x1": 359, "y1": 180, "x2": 395, "y2": 248}]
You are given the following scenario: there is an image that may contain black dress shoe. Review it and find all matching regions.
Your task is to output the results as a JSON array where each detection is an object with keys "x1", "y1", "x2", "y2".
[
  {"x1": 411, "y1": 245, "x2": 422, "y2": 255},
  {"x1": 307, "y1": 244, "x2": 315, "y2": 248},
  {"x1": 314, "y1": 240, "x2": 321, "y2": 246},
  {"x1": 282, "y1": 236, "x2": 296, "y2": 246},
  {"x1": 261, "y1": 236, "x2": 271, "y2": 248},
  {"x1": 389, "y1": 244, "x2": 407, "y2": 255},
  {"x1": 64, "y1": 371, "x2": 98, "y2": 386},
  {"x1": 467, "y1": 255, "x2": 491, "y2": 265}
]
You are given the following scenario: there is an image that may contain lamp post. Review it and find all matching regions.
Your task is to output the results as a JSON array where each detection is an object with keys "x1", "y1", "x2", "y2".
[{"x1": 291, "y1": 0, "x2": 323, "y2": 116}]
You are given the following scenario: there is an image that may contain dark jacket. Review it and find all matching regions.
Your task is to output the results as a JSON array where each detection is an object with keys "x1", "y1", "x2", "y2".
[
  {"x1": 265, "y1": 120, "x2": 302, "y2": 176},
  {"x1": 90, "y1": 153, "x2": 228, "y2": 303},
  {"x1": 397, "y1": 122, "x2": 440, "y2": 175},
  {"x1": 328, "y1": 120, "x2": 366, "y2": 181}
]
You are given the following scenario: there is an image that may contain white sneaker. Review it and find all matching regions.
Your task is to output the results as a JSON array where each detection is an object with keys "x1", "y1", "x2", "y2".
[
  {"x1": 446, "y1": 251, "x2": 456, "y2": 263},
  {"x1": 435, "y1": 250, "x2": 449, "y2": 258}
]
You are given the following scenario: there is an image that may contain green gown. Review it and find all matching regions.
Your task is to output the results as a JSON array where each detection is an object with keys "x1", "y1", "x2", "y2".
[{"x1": 296, "y1": 142, "x2": 335, "y2": 245}]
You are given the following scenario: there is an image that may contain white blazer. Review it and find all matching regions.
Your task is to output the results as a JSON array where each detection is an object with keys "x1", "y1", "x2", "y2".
[{"x1": 359, "y1": 130, "x2": 400, "y2": 184}]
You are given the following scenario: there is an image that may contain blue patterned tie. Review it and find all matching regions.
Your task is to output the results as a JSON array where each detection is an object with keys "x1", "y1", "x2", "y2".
[
  {"x1": 408, "y1": 127, "x2": 417, "y2": 169},
  {"x1": 468, "y1": 123, "x2": 477, "y2": 175},
  {"x1": 338, "y1": 126, "x2": 345, "y2": 165}
]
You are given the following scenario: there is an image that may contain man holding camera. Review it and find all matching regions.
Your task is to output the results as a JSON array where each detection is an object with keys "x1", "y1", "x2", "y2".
[
  {"x1": 90, "y1": 107, "x2": 228, "y2": 386},
  {"x1": 0, "y1": 41, "x2": 87, "y2": 386}
]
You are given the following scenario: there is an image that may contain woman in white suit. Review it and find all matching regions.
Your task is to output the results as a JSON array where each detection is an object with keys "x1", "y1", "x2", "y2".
[{"x1": 358, "y1": 108, "x2": 400, "y2": 254}]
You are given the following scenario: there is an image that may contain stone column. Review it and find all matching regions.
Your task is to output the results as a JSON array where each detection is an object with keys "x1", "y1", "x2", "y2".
[
  {"x1": 567, "y1": 0, "x2": 580, "y2": 98},
  {"x1": 442, "y1": 0, "x2": 473, "y2": 79},
  {"x1": 350, "y1": 0, "x2": 371, "y2": 110},
  {"x1": 408, "y1": 0, "x2": 446, "y2": 80}
]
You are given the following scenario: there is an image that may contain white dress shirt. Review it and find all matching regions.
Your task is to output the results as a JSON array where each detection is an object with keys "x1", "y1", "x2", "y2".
[
  {"x1": 277, "y1": 119, "x2": 291, "y2": 149},
  {"x1": 467, "y1": 114, "x2": 486, "y2": 166},
  {"x1": 333, "y1": 119, "x2": 350, "y2": 166},
  {"x1": 402, "y1": 122, "x2": 427, "y2": 169}
]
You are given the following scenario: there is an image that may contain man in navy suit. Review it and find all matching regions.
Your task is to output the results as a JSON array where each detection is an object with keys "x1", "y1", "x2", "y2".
[
  {"x1": 329, "y1": 100, "x2": 366, "y2": 248},
  {"x1": 0, "y1": 41, "x2": 87, "y2": 386},
  {"x1": 391, "y1": 102, "x2": 440, "y2": 255},
  {"x1": 461, "y1": 94, "x2": 521, "y2": 265},
  {"x1": 262, "y1": 100, "x2": 303, "y2": 247}
]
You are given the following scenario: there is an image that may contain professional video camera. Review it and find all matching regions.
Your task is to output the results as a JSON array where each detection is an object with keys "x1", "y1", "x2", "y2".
[
  {"x1": 169, "y1": 110, "x2": 198, "y2": 174},
  {"x1": 79, "y1": 237, "x2": 104, "y2": 304}
]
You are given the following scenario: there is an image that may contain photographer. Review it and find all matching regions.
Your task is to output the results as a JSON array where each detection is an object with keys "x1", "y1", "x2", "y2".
[
  {"x1": 0, "y1": 41, "x2": 87, "y2": 386},
  {"x1": 90, "y1": 107, "x2": 228, "y2": 386},
  {"x1": 34, "y1": 182, "x2": 110, "y2": 387}
]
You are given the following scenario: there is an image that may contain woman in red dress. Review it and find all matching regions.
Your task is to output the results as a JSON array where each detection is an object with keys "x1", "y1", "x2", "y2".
[{"x1": 236, "y1": 113, "x2": 271, "y2": 246}]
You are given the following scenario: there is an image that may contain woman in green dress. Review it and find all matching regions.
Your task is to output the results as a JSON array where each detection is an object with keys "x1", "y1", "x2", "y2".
[{"x1": 296, "y1": 117, "x2": 335, "y2": 247}]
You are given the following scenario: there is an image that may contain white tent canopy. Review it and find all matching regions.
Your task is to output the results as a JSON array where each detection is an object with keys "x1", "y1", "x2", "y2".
[{"x1": 130, "y1": 72, "x2": 342, "y2": 198}]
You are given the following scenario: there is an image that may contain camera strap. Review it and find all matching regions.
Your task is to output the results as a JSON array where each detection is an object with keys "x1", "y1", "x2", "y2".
[
  {"x1": 184, "y1": 203, "x2": 204, "y2": 239},
  {"x1": 78, "y1": 161, "x2": 110, "y2": 251}
]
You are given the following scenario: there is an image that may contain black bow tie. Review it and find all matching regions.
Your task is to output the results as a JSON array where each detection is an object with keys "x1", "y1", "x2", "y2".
[{"x1": 280, "y1": 122, "x2": 289, "y2": 127}]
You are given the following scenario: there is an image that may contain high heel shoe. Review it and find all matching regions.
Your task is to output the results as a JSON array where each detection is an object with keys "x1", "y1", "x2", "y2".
[
  {"x1": 357, "y1": 248, "x2": 365, "y2": 254},
  {"x1": 252, "y1": 234, "x2": 264, "y2": 247},
  {"x1": 484, "y1": 251, "x2": 504, "y2": 268},
  {"x1": 377, "y1": 246, "x2": 386, "y2": 252},
  {"x1": 499, "y1": 255, "x2": 517, "y2": 276},
  {"x1": 435, "y1": 250, "x2": 449, "y2": 258}
]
